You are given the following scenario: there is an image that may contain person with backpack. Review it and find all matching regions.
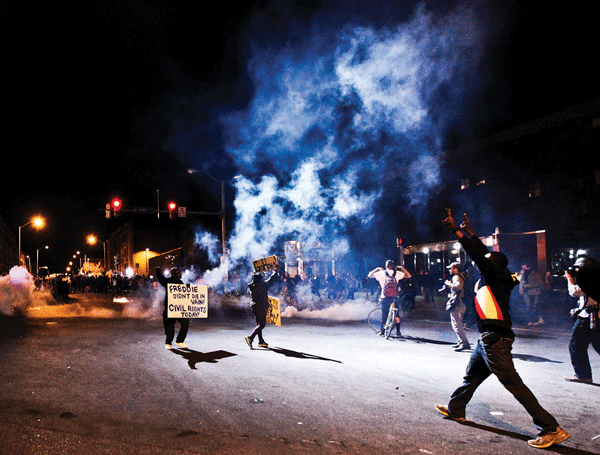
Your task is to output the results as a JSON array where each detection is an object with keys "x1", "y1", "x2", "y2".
[
  {"x1": 368, "y1": 260, "x2": 411, "y2": 336},
  {"x1": 444, "y1": 262, "x2": 471, "y2": 351}
]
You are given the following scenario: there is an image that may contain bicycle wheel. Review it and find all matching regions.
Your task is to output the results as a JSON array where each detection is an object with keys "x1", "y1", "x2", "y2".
[
  {"x1": 384, "y1": 304, "x2": 396, "y2": 339},
  {"x1": 367, "y1": 307, "x2": 382, "y2": 332}
]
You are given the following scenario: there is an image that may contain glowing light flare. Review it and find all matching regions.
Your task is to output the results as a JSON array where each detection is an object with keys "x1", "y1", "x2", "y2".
[
  {"x1": 32, "y1": 216, "x2": 45, "y2": 229},
  {"x1": 87, "y1": 235, "x2": 97, "y2": 245}
]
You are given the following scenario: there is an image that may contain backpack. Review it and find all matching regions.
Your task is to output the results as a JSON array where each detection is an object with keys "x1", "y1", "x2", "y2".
[{"x1": 382, "y1": 271, "x2": 399, "y2": 298}]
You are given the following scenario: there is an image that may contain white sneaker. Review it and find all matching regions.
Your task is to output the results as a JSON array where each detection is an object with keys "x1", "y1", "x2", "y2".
[
  {"x1": 174, "y1": 342, "x2": 188, "y2": 349},
  {"x1": 165, "y1": 344, "x2": 172, "y2": 350}
]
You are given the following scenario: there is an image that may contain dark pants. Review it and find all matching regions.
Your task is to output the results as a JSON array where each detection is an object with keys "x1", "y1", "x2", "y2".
[
  {"x1": 249, "y1": 304, "x2": 268, "y2": 344},
  {"x1": 448, "y1": 332, "x2": 559, "y2": 435},
  {"x1": 569, "y1": 317, "x2": 600, "y2": 380},
  {"x1": 380, "y1": 297, "x2": 397, "y2": 332},
  {"x1": 163, "y1": 311, "x2": 189, "y2": 345}
]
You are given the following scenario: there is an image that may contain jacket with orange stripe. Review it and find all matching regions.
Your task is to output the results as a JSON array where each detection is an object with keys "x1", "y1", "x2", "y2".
[{"x1": 459, "y1": 235, "x2": 519, "y2": 335}]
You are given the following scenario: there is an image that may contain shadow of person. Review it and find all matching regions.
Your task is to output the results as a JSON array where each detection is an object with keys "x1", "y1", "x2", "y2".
[
  {"x1": 512, "y1": 353, "x2": 563, "y2": 364},
  {"x1": 267, "y1": 346, "x2": 342, "y2": 364},
  {"x1": 397, "y1": 335, "x2": 457, "y2": 345},
  {"x1": 170, "y1": 348, "x2": 237, "y2": 369}
]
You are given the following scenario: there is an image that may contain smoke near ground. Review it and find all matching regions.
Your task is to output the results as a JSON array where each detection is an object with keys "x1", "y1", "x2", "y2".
[{"x1": 0, "y1": 267, "x2": 39, "y2": 315}]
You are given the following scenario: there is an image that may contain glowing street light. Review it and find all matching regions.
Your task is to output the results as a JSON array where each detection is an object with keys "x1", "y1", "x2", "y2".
[
  {"x1": 18, "y1": 215, "x2": 46, "y2": 267},
  {"x1": 87, "y1": 234, "x2": 107, "y2": 273}
]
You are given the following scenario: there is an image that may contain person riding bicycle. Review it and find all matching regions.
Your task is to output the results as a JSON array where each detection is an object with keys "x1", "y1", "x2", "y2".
[{"x1": 368, "y1": 260, "x2": 411, "y2": 336}]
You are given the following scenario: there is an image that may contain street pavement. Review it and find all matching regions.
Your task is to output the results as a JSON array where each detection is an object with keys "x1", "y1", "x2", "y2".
[{"x1": 0, "y1": 293, "x2": 599, "y2": 455}]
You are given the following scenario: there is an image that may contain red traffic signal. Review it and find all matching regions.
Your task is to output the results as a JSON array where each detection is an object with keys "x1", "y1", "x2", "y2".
[
  {"x1": 168, "y1": 202, "x2": 177, "y2": 218},
  {"x1": 111, "y1": 198, "x2": 122, "y2": 216}
]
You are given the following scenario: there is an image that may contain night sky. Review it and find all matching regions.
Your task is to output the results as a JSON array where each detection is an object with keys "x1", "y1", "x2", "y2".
[{"x1": 3, "y1": 0, "x2": 598, "y2": 274}]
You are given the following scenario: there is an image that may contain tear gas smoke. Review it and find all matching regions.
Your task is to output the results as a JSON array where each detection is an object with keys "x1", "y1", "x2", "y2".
[
  {"x1": 0, "y1": 267, "x2": 36, "y2": 315},
  {"x1": 194, "y1": 4, "x2": 485, "y2": 283}
]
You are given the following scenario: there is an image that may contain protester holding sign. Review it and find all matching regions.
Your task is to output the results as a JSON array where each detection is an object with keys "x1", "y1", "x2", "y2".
[
  {"x1": 156, "y1": 267, "x2": 190, "y2": 350},
  {"x1": 245, "y1": 271, "x2": 280, "y2": 349}
]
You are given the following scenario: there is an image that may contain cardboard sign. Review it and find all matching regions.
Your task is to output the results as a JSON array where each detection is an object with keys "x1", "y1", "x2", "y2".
[
  {"x1": 266, "y1": 296, "x2": 281, "y2": 326},
  {"x1": 253, "y1": 255, "x2": 279, "y2": 273},
  {"x1": 167, "y1": 283, "x2": 208, "y2": 318}
]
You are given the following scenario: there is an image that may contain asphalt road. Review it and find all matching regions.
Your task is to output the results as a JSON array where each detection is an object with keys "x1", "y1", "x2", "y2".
[{"x1": 0, "y1": 293, "x2": 598, "y2": 455}]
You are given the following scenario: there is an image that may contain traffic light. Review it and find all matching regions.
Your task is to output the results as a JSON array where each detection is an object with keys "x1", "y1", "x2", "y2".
[
  {"x1": 168, "y1": 201, "x2": 177, "y2": 219},
  {"x1": 111, "y1": 198, "x2": 122, "y2": 217}
]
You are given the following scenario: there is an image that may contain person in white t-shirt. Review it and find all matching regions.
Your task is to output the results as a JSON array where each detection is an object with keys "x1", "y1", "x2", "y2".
[{"x1": 368, "y1": 260, "x2": 411, "y2": 336}]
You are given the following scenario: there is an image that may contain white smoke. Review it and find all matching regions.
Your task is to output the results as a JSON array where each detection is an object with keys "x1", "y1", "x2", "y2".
[
  {"x1": 0, "y1": 266, "x2": 36, "y2": 315},
  {"x1": 194, "y1": 229, "x2": 221, "y2": 263},
  {"x1": 195, "y1": 3, "x2": 487, "y2": 285}
]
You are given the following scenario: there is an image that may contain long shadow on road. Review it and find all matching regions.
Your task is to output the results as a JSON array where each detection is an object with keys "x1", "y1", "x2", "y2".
[
  {"x1": 170, "y1": 348, "x2": 237, "y2": 369},
  {"x1": 267, "y1": 346, "x2": 343, "y2": 363}
]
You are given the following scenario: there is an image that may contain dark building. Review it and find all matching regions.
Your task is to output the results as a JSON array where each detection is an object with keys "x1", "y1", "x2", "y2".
[{"x1": 0, "y1": 216, "x2": 18, "y2": 275}]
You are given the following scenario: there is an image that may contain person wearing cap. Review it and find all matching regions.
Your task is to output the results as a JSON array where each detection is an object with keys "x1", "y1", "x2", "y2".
[
  {"x1": 155, "y1": 266, "x2": 189, "y2": 350},
  {"x1": 564, "y1": 255, "x2": 600, "y2": 384},
  {"x1": 444, "y1": 262, "x2": 470, "y2": 351},
  {"x1": 435, "y1": 209, "x2": 570, "y2": 450},
  {"x1": 245, "y1": 271, "x2": 279, "y2": 349}
]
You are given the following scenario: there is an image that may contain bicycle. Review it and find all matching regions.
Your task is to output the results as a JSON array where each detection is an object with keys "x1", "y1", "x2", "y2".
[{"x1": 367, "y1": 301, "x2": 401, "y2": 339}]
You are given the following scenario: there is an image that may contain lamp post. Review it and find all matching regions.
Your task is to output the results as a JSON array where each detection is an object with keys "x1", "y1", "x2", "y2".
[
  {"x1": 36, "y1": 245, "x2": 49, "y2": 276},
  {"x1": 18, "y1": 216, "x2": 45, "y2": 267},
  {"x1": 187, "y1": 169, "x2": 227, "y2": 267},
  {"x1": 87, "y1": 235, "x2": 107, "y2": 274}
]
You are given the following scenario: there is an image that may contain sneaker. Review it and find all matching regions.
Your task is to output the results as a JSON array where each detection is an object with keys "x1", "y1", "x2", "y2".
[
  {"x1": 174, "y1": 342, "x2": 188, "y2": 349},
  {"x1": 527, "y1": 427, "x2": 571, "y2": 449},
  {"x1": 454, "y1": 345, "x2": 471, "y2": 352},
  {"x1": 165, "y1": 344, "x2": 172, "y2": 350},
  {"x1": 245, "y1": 336, "x2": 253, "y2": 349},
  {"x1": 435, "y1": 404, "x2": 466, "y2": 423},
  {"x1": 258, "y1": 342, "x2": 269, "y2": 348},
  {"x1": 564, "y1": 375, "x2": 592, "y2": 384}
]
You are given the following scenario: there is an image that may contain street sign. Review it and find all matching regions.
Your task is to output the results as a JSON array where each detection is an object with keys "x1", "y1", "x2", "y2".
[
  {"x1": 131, "y1": 206, "x2": 155, "y2": 213},
  {"x1": 178, "y1": 206, "x2": 187, "y2": 218}
]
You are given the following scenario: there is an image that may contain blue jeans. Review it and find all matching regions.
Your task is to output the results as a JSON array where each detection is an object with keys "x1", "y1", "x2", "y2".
[
  {"x1": 448, "y1": 332, "x2": 559, "y2": 435},
  {"x1": 569, "y1": 317, "x2": 600, "y2": 380}
]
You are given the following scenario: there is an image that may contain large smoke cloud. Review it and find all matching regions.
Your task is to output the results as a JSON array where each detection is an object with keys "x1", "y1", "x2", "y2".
[{"x1": 214, "y1": 3, "x2": 485, "y2": 270}]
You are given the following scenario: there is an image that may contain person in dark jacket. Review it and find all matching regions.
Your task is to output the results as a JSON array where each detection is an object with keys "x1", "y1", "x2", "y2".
[
  {"x1": 435, "y1": 209, "x2": 570, "y2": 450},
  {"x1": 245, "y1": 271, "x2": 279, "y2": 349},
  {"x1": 156, "y1": 267, "x2": 189, "y2": 350}
]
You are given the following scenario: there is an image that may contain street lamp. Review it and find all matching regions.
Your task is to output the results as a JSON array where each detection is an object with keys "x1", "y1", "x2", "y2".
[
  {"x1": 87, "y1": 235, "x2": 107, "y2": 273},
  {"x1": 187, "y1": 168, "x2": 227, "y2": 268},
  {"x1": 36, "y1": 245, "x2": 49, "y2": 276},
  {"x1": 18, "y1": 216, "x2": 45, "y2": 267}
]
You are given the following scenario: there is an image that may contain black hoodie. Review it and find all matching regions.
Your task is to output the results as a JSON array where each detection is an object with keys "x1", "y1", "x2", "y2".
[{"x1": 459, "y1": 235, "x2": 519, "y2": 335}]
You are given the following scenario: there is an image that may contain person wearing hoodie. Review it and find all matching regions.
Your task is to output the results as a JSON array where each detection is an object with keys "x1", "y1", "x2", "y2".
[
  {"x1": 245, "y1": 271, "x2": 279, "y2": 349},
  {"x1": 155, "y1": 266, "x2": 189, "y2": 350},
  {"x1": 435, "y1": 209, "x2": 570, "y2": 450}
]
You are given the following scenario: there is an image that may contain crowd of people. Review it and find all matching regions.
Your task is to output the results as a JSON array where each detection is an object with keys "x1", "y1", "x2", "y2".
[{"x1": 35, "y1": 272, "x2": 156, "y2": 298}]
